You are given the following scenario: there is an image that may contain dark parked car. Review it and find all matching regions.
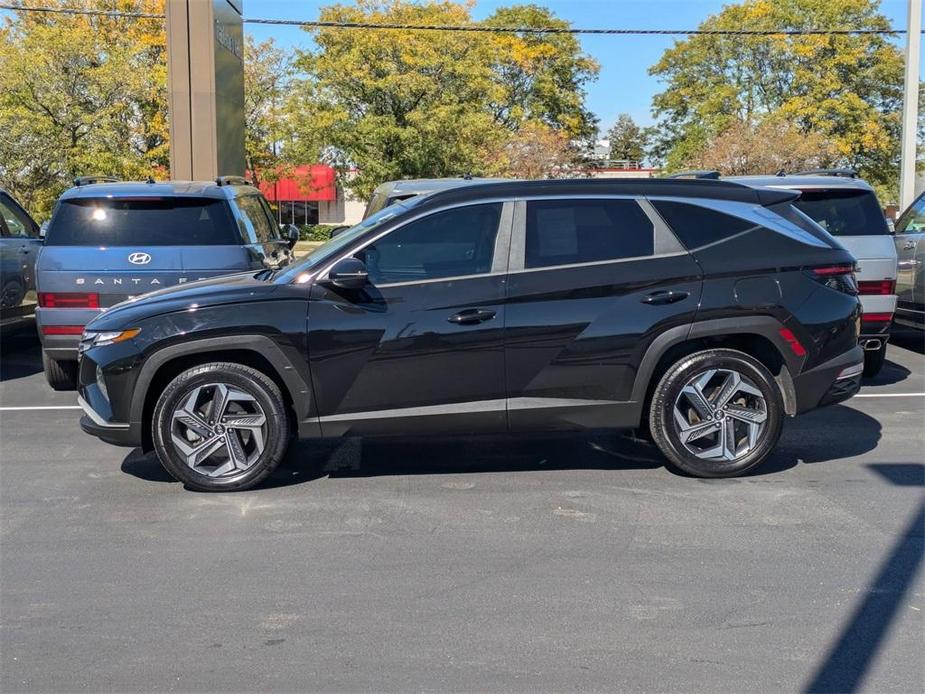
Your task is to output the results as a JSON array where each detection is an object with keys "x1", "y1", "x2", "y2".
[
  {"x1": 0, "y1": 187, "x2": 42, "y2": 338},
  {"x1": 36, "y1": 177, "x2": 298, "y2": 389},
  {"x1": 77, "y1": 179, "x2": 863, "y2": 492},
  {"x1": 893, "y1": 191, "x2": 924, "y2": 329}
]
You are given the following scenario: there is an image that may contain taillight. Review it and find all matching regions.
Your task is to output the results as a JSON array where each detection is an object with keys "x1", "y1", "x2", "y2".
[
  {"x1": 862, "y1": 312, "x2": 893, "y2": 323},
  {"x1": 38, "y1": 292, "x2": 100, "y2": 309},
  {"x1": 41, "y1": 325, "x2": 85, "y2": 335},
  {"x1": 778, "y1": 328, "x2": 807, "y2": 357},
  {"x1": 857, "y1": 279, "x2": 896, "y2": 295},
  {"x1": 810, "y1": 264, "x2": 858, "y2": 295}
]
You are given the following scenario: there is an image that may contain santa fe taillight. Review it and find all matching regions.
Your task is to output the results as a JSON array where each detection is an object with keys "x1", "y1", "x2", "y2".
[
  {"x1": 810, "y1": 264, "x2": 858, "y2": 295},
  {"x1": 38, "y1": 292, "x2": 100, "y2": 309},
  {"x1": 857, "y1": 279, "x2": 896, "y2": 296}
]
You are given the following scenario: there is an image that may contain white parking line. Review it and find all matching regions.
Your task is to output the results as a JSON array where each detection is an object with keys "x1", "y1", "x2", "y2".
[
  {"x1": 0, "y1": 406, "x2": 82, "y2": 411},
  {"x1": 854, "y1": 393, "x2": 925, "y2": 398}
]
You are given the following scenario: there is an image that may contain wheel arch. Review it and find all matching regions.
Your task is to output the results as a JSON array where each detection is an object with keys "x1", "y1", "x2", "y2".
[
  {"x1": 632, "y1": 317, "x2": 800, "y2": 417},
  {"x1": 131, "y1": 336, "x2": 316, "y2": 451}
]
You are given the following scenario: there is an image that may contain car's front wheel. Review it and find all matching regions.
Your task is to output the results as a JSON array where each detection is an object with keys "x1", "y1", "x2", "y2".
[
  {"x1": 151, "y1": 362, "x2": 290, "y2": 492},
  {"x1": 649, "y1": 349, "x2": 784, "y2": 478}
]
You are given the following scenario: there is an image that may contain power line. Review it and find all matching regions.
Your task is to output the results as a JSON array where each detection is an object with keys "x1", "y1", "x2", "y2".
[{"x1": 0, "y1": 3, "x2": 916, "y2": 36}]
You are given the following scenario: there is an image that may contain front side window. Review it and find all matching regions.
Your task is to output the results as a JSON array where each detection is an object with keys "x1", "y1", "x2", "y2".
[
  {"x1": 896, "y1": 194, "x2": 925, "y2": 234},
  {"x1": 237, "y1": 195, "x2": 281, "y2": 243},
  {"x1": 0, "y1": 195, "x2": 36, "y2": 238},
  {"x1": 524, "y1": 199, "x2": 654, "y2": 269},
  {"x1": 359, "y1": 203, "x2": 502, "y2": 284}
]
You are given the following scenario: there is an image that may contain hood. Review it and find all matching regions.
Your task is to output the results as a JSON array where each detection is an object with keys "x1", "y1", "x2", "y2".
[{"x1": 86, "y1": 271, "x2": 278, "y2": 330}]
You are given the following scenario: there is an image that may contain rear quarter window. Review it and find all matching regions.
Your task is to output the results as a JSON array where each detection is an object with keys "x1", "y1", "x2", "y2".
[
  {"x1": 650, "y1": 200, "x2": 755, "y2": 249},
  {"x1": 792, "y1": 189, "x2": 889, "y2": 236},
  {"x1": 46, "y1": 198, "x2": 239, "y2": 246}
]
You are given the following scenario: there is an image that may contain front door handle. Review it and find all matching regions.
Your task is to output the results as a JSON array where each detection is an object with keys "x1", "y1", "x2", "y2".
[
  {"x1": 642, "y1": 290, "x2": 690, "y2": 306},
  {"x1": 448, "y1": 308, "x2": 496, "y2": 325}
]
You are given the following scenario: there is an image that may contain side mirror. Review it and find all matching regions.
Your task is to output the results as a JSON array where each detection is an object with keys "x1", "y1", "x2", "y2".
[
  {"x1": 326, "y1": 257, "x2": 368, "y2": 290},
  {"x1": 282, "y1": 224, "x2": 300, "y2": 249}
]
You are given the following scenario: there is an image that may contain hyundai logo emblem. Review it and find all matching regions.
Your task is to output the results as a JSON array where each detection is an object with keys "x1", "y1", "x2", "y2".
[{"x1": 128, "y1": 252, "x2": 152, "y2": 265}]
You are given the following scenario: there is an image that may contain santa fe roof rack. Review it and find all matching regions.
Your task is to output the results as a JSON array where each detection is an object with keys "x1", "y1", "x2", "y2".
[
  {"x1": 215, "y1": 176, "x2": 252, "y2": 187},
  {"x1": 73, "y1": 175, "x2": 120, "y2": 187},
  {"x1": 792, "y1": 168, "x2": 859, "y2": 178},
  {"x1": 663, "y1": 170, "x2": 721, "y2": 180}
]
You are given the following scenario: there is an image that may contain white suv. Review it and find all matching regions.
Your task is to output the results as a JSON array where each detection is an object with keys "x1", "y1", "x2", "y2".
[{"x1": 729, "y1": 172, "x2": 897, "y2": 377}]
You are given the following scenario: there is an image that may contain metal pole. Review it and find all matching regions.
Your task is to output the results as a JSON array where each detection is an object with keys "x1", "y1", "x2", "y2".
[{"x1": 899, "y1": 0, "x2": 921, "y2": 210}]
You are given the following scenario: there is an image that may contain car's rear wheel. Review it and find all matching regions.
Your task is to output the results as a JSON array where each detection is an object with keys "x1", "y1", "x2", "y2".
[
  {"x1": 649, "y1": 349, "x2": 784, "y2": 478},
  {"x1": 151, "y1": 362, "x2": 289, "y2": 492},
  {"x1": 42, "y1": 351, "x2": 77, "y2": 391},
  {"x1": 862, "y1": 342, "x2": 887, "y2": 377}
]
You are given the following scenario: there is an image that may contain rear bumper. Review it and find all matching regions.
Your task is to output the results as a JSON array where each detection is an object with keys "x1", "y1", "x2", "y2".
[
  {"x1": 793, "y1": 345, "x2": 864, "y2": 413},
  {"x1": 40, "y1": 333, "x2": 81, "y2": 360}
]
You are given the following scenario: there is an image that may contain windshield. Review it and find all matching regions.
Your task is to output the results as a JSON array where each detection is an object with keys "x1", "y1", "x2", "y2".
[
  {"x1": 274, "y1": 198, "x2": 421, "y2": 284},
  {"x1": 792, "y1": 189, "x2": 889, "y2": 237},
  {"x1": 46, "y1": 197, "x2": 238, "y2": 246}
]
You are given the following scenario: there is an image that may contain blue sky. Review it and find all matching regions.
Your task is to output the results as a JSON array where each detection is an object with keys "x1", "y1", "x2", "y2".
[{"x1": 244, "y1": 0, "x2": 920, "y2": 133}]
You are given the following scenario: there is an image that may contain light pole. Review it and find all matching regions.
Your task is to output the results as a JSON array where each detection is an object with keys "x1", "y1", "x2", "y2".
[{"x1": 899, "y1": 0, "x2": 922, "y2": 210}]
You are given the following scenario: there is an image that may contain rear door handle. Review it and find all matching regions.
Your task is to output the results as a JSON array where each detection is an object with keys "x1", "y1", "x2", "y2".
[
  {"x1": 642, "y1": 290, "x2": 690, "y2": 306},
  {"x1": 448, "y1": 308, "x2": 496, "y2": 325}
]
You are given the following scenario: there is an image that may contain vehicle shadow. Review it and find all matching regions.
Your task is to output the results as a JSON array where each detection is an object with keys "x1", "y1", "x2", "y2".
[
  {"x1": 0, "y1": 335, "x2": 43, "y2": 382},
  {"x1": 861, "y1": 358, "x2": 911, "y2": 387},
  {"x1": 119, "y1": 404, "x2": 882, "y2": 490},
  {"x1": 889, "y1": 329, "x2": 924, "y2": 355}
]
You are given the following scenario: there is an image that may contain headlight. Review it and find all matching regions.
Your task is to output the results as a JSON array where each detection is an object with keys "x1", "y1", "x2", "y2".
[{"x1": 79, "y1": 328, "x2": 141, "y2": 353}]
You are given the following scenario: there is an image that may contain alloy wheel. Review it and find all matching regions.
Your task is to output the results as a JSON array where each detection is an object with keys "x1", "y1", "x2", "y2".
[
  {"x1": 170, "y1": 383, "x2": 267, "y2": 478},
  {"x1": 672, "y1": 368, "x2": 768, "y2": 463}
]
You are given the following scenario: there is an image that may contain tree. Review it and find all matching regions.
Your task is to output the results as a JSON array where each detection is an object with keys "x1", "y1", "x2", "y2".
[
  {"x1": 487, "y1": 121, "x2": 578, "y2": 179},
  {"x1": 648, "y1": 0, "x2": 904, "y2": 194},
  {"x1": 697, "y1": 118, "x2": 837, "y2": 174},
  {"x1": 606, "y1": 114, "x2": 648, "y2": 163},
  {"x1": 286, "y1": 0, "x2": 598, "y2": 199},
  {"x1": 244, "y1": 35, "x2": 295, "y2": 186},
  {"x1": 0, "y1": 0, "x2": 168, "y2": 219}
]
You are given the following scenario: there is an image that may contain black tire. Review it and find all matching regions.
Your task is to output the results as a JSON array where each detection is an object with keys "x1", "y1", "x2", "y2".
[
  {"x1": 42, "y1": 351, "x2": 77, "y2": 391},
  {"x1": 862, "y1": 343, "x2": 887, "y2": 378},
  {"x1": 151, "y1": 362, "x2": 290, "y2": 492},
  {"x1": 648, "y1": 348, "x2": 784, "y2": 478}
]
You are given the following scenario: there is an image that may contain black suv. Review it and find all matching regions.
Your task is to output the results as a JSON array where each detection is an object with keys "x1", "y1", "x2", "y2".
[{"x1": 77, "y1": 179, "x2": 863, "y2": 491}]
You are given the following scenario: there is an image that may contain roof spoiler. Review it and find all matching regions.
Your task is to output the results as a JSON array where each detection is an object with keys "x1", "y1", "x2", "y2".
[
  {"x1": 791, "y1": 168, "x2": 858, "y2": 178},
  {"x1": 756, "y1": 187, "x2": 800, "y2": 206},
  {"x1": 73, "y1": 175, "x2": 120, "y2": 187},
  {"x1": 663, "y1": 170, "x2": 721, "y2": 180}
]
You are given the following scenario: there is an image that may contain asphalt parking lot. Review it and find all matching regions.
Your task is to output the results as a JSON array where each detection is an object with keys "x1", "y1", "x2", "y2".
[{"x1": 1, "y1": 329, "x2": 922, "y2": 693}]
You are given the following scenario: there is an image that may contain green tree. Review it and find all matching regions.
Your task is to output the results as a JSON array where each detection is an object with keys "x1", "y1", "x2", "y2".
[
  {"x1": 286, "y1": 0, "x2": 598, "y2": 199},
  {"x1": 244, "y1": 35, "x2": 295, "y2": 186},
  {"x1": 0, "y1": 0, "x2": 168, "y2": 219},
  {"x1": 648, "y1": 0, "x2": 904, "y2": 194},
  {"x1": 606, "y1": 113, "x2": 648, "y2": 163}
]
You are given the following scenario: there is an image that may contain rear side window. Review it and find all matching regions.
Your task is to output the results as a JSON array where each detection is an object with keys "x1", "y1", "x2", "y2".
[
  {"x1": 525, "y1": 199, "x2": 654, "y2": 268},
  {"x1": 236, "y1": 195, "x2": 281, "y2": 243},
  {"x1": 360, "y1": 203, "x2": 502, "y2": 284},
  {"x1": 792, "y1": 189, "x2": 889, "y2": 236},
  {"x1": 46, "y1": 198, "x2": 238, "y2": 246},
  {"x1": 650, "y1": 200, "x2": 754, "y2": 249}
]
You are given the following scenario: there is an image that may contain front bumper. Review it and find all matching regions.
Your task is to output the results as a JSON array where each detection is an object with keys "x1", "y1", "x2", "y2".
[
  {"x1": 792, "y1": 345, "x2": 864, "y2": 413},
  {"x1": 78, "y1": 394, "x2": 140, "y2": 448}
]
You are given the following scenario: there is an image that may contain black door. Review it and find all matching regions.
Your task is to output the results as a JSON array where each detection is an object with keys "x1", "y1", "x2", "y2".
[
  {"x1": 307, "y1": 202, "x2": 513, "y2": 436},
  {"x1": 504, "y1": 197, "x2": 702, "y2": 431}
]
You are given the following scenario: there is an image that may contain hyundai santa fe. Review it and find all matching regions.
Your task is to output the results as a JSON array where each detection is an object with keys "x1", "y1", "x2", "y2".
[
  {"x1": 36, "y1": 176, "x2": 298, "y2": 390},
  {"x1": 76, "y1": 179, "x2": 863, "y2": 492}
]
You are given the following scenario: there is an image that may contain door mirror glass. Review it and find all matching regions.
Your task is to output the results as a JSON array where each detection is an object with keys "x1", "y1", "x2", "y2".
[{"x1": 327, "y1": 257, "x2": 369, "y2": 290}]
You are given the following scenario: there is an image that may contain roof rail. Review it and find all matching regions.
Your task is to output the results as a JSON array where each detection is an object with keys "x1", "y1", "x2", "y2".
[
  {"x1": 663, "y1": 170, "x2": 721, "y2": 180},
  {"x1": 73, "y1": 175, "x2": 120, "y2": 187},
  {"x1": 792, "y1": 168, "x2": 858, "y2": 178},
  {"x1": 215, "y1": 175, "x2": 252, "y2": 187}
]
